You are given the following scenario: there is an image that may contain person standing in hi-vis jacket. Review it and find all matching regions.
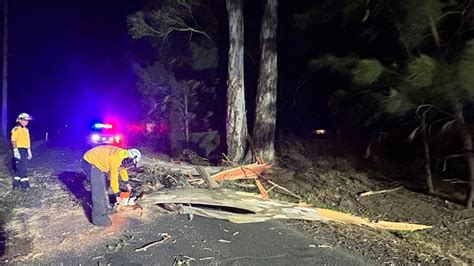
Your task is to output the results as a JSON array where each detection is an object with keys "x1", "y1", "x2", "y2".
[{"x1": 11, "y1": 113, "x2": 33, "y2": 190}]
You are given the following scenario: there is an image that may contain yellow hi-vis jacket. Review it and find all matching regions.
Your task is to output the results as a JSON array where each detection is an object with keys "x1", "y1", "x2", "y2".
[
  {"x1": 83, "y1": 145, "x2": 129, "y2": 194},
  {"x1": 11, "y1": 126, "x2": 31, "y2": 149}
]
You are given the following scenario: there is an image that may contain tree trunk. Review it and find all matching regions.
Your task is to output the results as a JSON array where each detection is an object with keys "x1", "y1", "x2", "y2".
[
  {"x1": 184, "y1": 94, "x2": 189, "y2": 145},
  {"x1": 422, "y1": 113, "x2": 434, "y2": 194},
  {"x1": 422, "y1": 135, "x2": 435, "y2": 193},
  {"x1": 225, "y1": 0, "x2": 247, "y2": 163},
  {"x1": 252, "y1": 0, "x2": 278, "y2": 162},
  {"x1": 169, "y1": 110, "x2": 184, "y2": 156},
  {"x1": 454, "y1": 104, "x2": 473, "y2": 209},
  {"x1": 140, "y1": 188, "x2": 432, "y2": 231},
  {"x1": 429, "y1": 16, "x2": 441, "y2": 50},
  {"x1": 2, "y1": 0, "x2": 8, "y2": 138}
]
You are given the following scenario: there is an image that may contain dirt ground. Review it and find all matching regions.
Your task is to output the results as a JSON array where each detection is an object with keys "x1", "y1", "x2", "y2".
[
  {"x1": 0, "y1": 141, "x2": 472, "y2": 264},
  {"x1": 0, "y1": 148, "x2": 141, "y2": 263},
  {"x1": 269, "y1": 140, "x2": 474, "y2": 264}
]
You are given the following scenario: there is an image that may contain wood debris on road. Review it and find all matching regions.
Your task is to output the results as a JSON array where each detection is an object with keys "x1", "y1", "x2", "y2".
[
  {"x1": 134, "y1": 233, "x2": 171, "y2": 252},
  {"x1": 140, "y1": 188, "x2": 432, "y2": 232}
]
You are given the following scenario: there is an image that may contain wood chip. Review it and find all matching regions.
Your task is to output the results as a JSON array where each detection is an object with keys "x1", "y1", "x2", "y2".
[
  {"x1": 218, "y1": 239, "x2": 231, "y2": 243},
  {"x1": 359, "y1": 186, "x2": 403, "y2": 197},
  {"x1": 134, "y1": 233, "x2": 171, "y2": 252},
  {"x1": 199, "y1": 257, "x2": 215, "y2": 261},
  {"x1": 317, "y1": 244, "x2": 332, "y2": 249}
]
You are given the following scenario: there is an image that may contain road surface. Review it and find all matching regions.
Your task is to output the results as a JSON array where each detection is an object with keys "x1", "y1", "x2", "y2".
[{"x1": 0, "y1": 144, "x2": 370, "y2": 265}]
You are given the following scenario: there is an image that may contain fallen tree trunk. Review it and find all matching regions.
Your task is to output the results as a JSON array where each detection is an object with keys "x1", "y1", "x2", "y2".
[
  {"x1": 141, "y1": 188, "x2": 432, "y2": 232},
  {"x1": 141, "y1": 156, "x2": 225, "y2": 176},
  {"x1": 141, "y1": 157, "x2": 271, "y2": 180}
]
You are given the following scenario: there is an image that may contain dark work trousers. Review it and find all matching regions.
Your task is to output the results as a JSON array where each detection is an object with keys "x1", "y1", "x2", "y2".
[
  {"x1": 12, "y1": 148, "x2": 29, "y2": 190},
  {"x1": 82, "y1": 160, "x2": 112, "y2": 226}
]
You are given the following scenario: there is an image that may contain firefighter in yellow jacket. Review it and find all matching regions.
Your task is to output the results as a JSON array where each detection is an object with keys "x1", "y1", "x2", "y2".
[
  {"x1": 11, "y1": 113, "x2": 33, "y2": 190},
  {"x1": 82, "y1": 145, "x2": 141, "y2": 226}
]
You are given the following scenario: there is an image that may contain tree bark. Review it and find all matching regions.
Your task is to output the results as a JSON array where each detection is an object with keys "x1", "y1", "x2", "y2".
[
  {"x1": 140, "y1": 188, "x2": 432, "y2": 231},
  {"x1": 225, "y1": 0, "x2": 248, "y2": 163},
  {"x1": 454, "y1": 104, "x2": 473, "y2": 209},
  {"x1": 170, "y1": 110, "x2": 183, "y2": 156},
  {"x1": 184, "y1": 93, "x2": 189, "y2": 145},
  {"x1": 422, "y1": 113, "x2": 434, "y2": 194},
  {"x1": 429, "y1": 16, "x2": 441, "y2": 50},
  {"x1": 422, "y1": 134, "x2": 435, "y2": 193},
  {"x1": 252, "y1": 0, "x2": 278, "y2": 162}
]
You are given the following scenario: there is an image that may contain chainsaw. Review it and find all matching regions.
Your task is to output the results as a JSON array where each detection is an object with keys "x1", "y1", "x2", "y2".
[{"x1": 117, "y1": 188, "x2": 140, "y2": 206}]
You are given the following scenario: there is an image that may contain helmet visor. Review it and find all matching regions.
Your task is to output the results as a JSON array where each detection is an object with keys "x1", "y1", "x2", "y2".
[{"x1": 18, "y1": 114, "x2": 33, "y2": 121}]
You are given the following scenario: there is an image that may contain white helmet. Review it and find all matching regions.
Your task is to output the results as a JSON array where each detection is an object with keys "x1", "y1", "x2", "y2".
[
  {"x1": 128, "y1": 149, "x2": 142, "y2": 165},
  {"x1": 16, "y1": 113, "x2": 33, "y2": 122}
]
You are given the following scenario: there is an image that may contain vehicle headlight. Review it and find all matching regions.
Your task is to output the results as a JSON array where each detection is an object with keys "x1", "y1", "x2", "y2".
[{"x1": 91, "y1": 134, "x2": 100, "y2": 141}]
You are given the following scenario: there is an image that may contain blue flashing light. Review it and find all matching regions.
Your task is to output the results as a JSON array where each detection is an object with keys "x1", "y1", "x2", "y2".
[{"x1": 93, "y1": 123, "x2": 113, "y2": 129}]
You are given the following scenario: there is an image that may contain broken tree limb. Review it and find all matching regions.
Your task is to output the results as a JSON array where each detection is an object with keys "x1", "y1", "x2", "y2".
[
  {"x1": 196, "y1": 166, "x2": 220, "y2": 189},
  {"x1": 442, "y1": 179, "x2": 470, "y2": 184},
  {"x1": 141, "y1": 156, "x2": 271, "y2": 181},
  {"x1": 141, "y1": 188, "x2": 432, "y2": 231},
  {"x1": 204, "y1": 162, "x2": 272, "y2": 199},
  {"x1": 232, "y1": 183, "x2": 256, "y2": 189},
  {"x1": 358, "y1": 186, "x2": 403, "y2": 197},
  {"x1": 266, "y1": 180, "x2": 301, "y2": 199},
  {"x1": 210, "y1": 163, "x2": 272, "y2": 181},
  {"x1": 315, "y1": 208, "x2": 431, "y2": 231},
  {"x1": 255, "y1": 179, "x2": 269, "y2": 200}
]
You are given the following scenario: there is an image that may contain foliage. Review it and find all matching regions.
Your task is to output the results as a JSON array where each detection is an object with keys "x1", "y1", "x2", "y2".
[
  {"x1": 457, "y1": 40, "x2": 474, "y2": 98},
  {"x1": 405, "y1": 55, "x2": 437, "y2": 88},
  {"x1": 128, "y1": 0, "x2": 220, "y2": 157},
  {"x1": 303, "y1": 0, "x2": 474, "y2": 207},
  {"x1": 128, "y1": 0, "x2": 210, "y2": 41},
  {"x1": 352, "y1": 59, "x2": 385, "y2": 86},
  {"x1": 307, "y1": 0, "x2": 474, "y2": 122},
  {"x1": 398, "y1": 0, "x2": 445, "y2": 50},
  {"x1": 189, "y1": 130, "x2": 220, "y2": 157},
  {"x1": 190, "y1": 41, "x2": 218, "y2": 70},
  {"x1": 383, "y1": 88, "x2": 413, "y2": 114}
]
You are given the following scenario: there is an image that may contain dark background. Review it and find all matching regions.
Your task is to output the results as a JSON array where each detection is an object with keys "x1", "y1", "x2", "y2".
[
  {"x1": 0, "y1": 0, "x2": 375, "y2": 142},
  {"x1": 1, "y1": 0, "x2": 142, "y2": 140}
]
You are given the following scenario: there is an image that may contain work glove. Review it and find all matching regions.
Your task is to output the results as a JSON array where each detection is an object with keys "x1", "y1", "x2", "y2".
[
  {"x1": 27, "y1": 149, "x2": 32, "y2": 160},
  {"x1": 13, "y1": 148, "x2": 21, "y2": 160},
  {"x1": 115, "y1": 192, "x2": 123, "y2": 206}
]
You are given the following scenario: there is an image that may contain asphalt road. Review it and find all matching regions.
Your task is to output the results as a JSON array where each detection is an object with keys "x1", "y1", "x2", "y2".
[
  {"x1": 38, "y1": 212, "x2": 368, "y2": 265},
  {"x1": 1, "y1": 145, "x2": 370, "y2": 265}
]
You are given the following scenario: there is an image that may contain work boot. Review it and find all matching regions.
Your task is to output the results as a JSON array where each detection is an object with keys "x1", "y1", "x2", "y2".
[
  {"x1": 92, "y1": 214, "x2": 112, "y2": 226},
  {"x1": 20, "y1": 180, "x2": 30, "y2": 191},
  {"x1": 82, "y1": 179, "x2": 91, "y2": 191},
  {"x1": 12, "y1": 178, "x2": 20, "y2": 190}
]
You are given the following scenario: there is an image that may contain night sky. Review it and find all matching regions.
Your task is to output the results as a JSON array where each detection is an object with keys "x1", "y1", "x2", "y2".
[
  {"x1": 1, "y1": 0, "x2": 141, "y2": 139},
  {"x1": 1, "y1": 0, "x2": 340, "y2": 141}
]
